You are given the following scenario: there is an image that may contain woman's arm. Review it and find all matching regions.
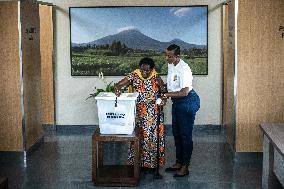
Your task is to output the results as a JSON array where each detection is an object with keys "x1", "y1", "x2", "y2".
[
  {"x1": 156, "y1": 76, "x2": 168, "y2": 105},
  {"x1": 156, "y1": 76, "x2": 167, "y2": 94},
  {"x1": 114, "y1": 77, "x2": 129, "y2": 96}
]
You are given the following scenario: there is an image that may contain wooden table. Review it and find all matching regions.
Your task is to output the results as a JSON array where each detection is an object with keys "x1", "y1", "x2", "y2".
[
  {"x1": 0, "y1": 177, "x2": 8, "y2": 189},
  {"x1": 92, "y1": 128, "x2": 140, "y2": 186},
  {"x1": 259, "y1": 123, "x2": 284, "y2": 189}
]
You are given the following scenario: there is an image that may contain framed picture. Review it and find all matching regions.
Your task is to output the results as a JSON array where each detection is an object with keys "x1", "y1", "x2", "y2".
[{"x1": 69, "y1": 6, "x2": 208, "y2": 76}]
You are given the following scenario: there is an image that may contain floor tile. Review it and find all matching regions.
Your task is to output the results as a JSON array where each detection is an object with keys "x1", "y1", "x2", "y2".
[{"x1": 0, "y1": 127, "x2": 262, "y2": 189}]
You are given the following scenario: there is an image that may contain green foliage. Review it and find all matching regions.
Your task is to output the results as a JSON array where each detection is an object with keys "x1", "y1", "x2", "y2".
[
  {"x1": 105, "y1": 81, "x2": 115, "y2": 92},
  {"x1": 86, "y1": 81, "x2": 116, "y2": 101}
]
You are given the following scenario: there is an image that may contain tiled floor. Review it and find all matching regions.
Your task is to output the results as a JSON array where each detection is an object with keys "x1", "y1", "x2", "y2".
[{"x1": 0, "y1": 127, "x2": 262, "y2": 189}]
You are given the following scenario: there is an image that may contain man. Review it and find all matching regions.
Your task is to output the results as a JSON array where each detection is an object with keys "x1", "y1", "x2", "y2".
[{"x1": 162, "y1": 44, "x2": 200, "y2": 177}]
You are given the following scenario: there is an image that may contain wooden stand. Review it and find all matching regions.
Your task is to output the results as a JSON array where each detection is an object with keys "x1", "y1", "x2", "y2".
[{"x1": 92, "y1": 128, "x2": 140, "y2": 186}]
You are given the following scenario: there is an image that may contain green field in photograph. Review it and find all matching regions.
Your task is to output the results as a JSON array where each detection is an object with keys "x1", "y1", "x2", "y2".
[{"x1": 71, "y1": 50, "x2": 207, "y2": 76}]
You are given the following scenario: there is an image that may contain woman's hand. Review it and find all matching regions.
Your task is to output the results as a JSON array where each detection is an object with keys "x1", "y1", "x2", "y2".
[
  {"x1": 156, "y1": 97, "x2": 167, "y2": 106},
  {"x1": 156, "y1": 94, "x2": 168, "y2": 106},
  {"x1": 114, "y1": 86, "x2": 122, "y2": 97},
  {"x1": 161, "y1": 93, "x2": 168, "y2": 100},
  {"x1": 114, "y1": 77, "x2": 129, "y2": 97}
]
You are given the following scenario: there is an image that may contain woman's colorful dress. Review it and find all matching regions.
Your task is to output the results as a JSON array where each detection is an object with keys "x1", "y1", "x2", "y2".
[{"x1": 127, "y1": 69, "x2": 165, "y2": 168}]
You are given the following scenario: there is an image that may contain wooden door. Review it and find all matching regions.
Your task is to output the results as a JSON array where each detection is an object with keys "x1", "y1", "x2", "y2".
[{"x1": 39, "y1": 4, "x2": 55, "y2": 126}]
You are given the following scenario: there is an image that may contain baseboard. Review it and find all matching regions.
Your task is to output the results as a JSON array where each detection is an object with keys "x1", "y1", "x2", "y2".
[
  {"x1": 0, "y1": 137, "x2": 44, "y2": 161},
  {"x1": 49, "y1": 124, "x2": 223, "y2": 136},
  {"x1": 26, "y1": 137, "x2": 44, "y2": 155},
  {"x1": 232, "y1": 151, "x2": 263, "y2": 164},
  {"x1": 0, "y1": 151, "x2": 24, "y2": 164},
  {"x1": 42, "y1": 124, "x2": 56, "y2": 131},
  {"x1": 225, "y1": 138, "x2": 263, "y2": 164},
  {"x1": 55, "y1": 125, "x2": 98, "y2": 135}
]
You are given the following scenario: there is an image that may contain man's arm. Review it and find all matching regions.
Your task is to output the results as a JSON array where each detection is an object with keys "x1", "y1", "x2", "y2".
[{"x1": 163, "y1": 87, "x2": 189, "y2": 99}]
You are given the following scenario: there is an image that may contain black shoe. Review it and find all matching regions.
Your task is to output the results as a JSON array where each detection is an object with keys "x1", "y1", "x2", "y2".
[
  {"x1": 165, "y1": 167, "x2": 180, "y2": 172},
  {"x1": 141, "y1": 167, "x2": 148, "y2": 173},
  {"x1": 173, "y1": 171, "x2": 189, "y2": 177},
  {"x1": 148, "y1": 168, "x2": 156, "y2": 174},
  {"x1": 141, "y1": 167, "x2": 156, "y2": 174}
]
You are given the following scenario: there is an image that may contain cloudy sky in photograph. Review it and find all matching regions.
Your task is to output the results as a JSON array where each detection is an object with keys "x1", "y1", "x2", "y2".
[{"x1": 70, "y1": 6, "x2": 207, "y2": 45}]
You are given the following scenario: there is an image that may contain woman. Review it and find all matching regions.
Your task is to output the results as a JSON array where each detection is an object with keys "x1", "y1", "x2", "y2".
[
  {"x1": 163, "y1": 44, "x2": 200, "y2": 177},
  {"x1": 114, "y1": 57, "x2": 166, "y2": 172}
]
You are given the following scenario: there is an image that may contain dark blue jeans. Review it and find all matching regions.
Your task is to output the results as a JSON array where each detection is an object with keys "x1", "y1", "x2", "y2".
[{"x1": 171, "y1": 89, "x2": 200, "y2": 166}]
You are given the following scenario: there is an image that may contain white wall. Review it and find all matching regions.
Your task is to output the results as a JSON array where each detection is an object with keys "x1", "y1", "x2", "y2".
[{"x1": 45, "y1": 0, "x2": 224, "y2": 126}]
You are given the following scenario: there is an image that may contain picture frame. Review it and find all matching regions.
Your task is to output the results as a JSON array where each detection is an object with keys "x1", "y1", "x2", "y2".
[{"x1": 69, "y1": 6, "x2": 208, "y2": 76}]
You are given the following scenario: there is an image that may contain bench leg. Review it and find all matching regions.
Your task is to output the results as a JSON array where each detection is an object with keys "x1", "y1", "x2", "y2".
[{"x1": 262, "y1": 136, "x2": 282, "y2": 189}]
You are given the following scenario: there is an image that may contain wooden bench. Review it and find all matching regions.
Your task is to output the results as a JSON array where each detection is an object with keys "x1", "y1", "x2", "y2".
[
  {"x1": 92, "y1": 128, "x2": 140, "y2": 186},
  {"x1": 259, "y1": 123, "x2": 284, "y2": 189},
  {"x1": 0, "y1": 177, "x2": 8, "y2": 189}
]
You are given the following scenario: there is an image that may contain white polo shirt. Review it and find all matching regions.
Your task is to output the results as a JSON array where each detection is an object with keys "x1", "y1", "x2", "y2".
[{"x1": 167, "y1": 59, "x2": 193, "y2": 92}]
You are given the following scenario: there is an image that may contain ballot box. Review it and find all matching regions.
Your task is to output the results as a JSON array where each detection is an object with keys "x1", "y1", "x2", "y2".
[{"x1": 95, "y1": 92, "x2": 139, "y2": 135}]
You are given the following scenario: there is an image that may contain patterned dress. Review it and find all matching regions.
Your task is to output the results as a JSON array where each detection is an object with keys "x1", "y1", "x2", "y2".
[{"x1": 127, "y1": 70, "x2": 165, "y2": 168}]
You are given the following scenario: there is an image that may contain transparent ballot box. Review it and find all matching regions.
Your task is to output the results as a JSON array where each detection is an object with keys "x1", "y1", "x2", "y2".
[{"x1": 95, "y1": 92, "x2": 139, "y2": 134}]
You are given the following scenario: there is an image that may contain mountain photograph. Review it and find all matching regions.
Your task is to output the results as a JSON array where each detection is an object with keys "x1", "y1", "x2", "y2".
[{"x1": 70, "y1": 6, "x2": 208, "y2": 76}]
